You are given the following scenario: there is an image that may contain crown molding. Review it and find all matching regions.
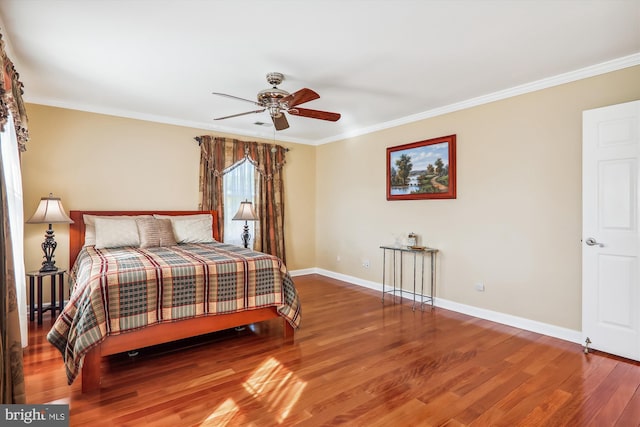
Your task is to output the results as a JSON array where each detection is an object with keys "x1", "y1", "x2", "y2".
[
  {"x1": 22, "y1": 97, "x2": 313, "y2": 145},
  {"x1": 313, "y1": 52, "x2": 640, "y2": 145},
  {"x1": 26, "y1": 52, "x2": 639, "y2": 146}
]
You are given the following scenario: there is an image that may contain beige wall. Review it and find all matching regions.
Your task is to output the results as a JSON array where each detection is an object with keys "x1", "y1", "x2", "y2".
[
  {"x1": 22, "y1": 66, "x2": 640, "y2": 332},
  {"x1": 315, "y1": 65, "x2": 640, "y2": 331},
  {"x1": 22, "y1": 106, "x2": 317, "y2": 291}
]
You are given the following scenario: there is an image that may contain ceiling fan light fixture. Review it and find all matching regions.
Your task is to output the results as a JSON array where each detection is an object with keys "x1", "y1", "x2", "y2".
[{"x1": 268, "y1": 105, "x2": 281, "y2": 118}]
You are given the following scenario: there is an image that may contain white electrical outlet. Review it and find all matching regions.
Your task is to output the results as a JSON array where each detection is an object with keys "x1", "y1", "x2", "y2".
[
  {"x1": 475, "y1": 282, "x2": 485, "y2": 292},
  {"x1": 336, "y1": 255, "x2": 341, "y2": 262},
  {"x1": 362, "y1": 259, "x2": 370, "y2": 268}
]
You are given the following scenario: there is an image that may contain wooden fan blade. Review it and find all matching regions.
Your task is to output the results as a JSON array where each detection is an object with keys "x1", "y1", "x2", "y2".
[
  {"x1": 212, "y1": 92, "x2": 261, "y2": 107},
  {"x1": 214, "y1": 109, "x2": 265, "y2": 120},
  {"x1": 281, "y1": 88, "x2": 320, "y2": 107},
  {"x1": 289, "y1": 107, "x2": 341, "y2": 122},
  {"x1": 272, "y1": 114, "x2": 289, "y2": 130}
]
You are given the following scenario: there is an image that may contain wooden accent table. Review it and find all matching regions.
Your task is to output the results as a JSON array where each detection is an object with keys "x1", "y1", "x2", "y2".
[{"x1": 27, "y1": 269, "x2": 66, "y2": 324}]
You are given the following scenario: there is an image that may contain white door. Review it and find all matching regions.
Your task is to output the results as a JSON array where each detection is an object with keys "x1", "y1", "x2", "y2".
[{"x1": 583, "y1": 100, "x2": 640, "y2": 361}]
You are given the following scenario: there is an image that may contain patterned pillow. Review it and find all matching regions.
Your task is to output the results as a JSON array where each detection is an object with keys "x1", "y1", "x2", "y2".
[
  {"x1": 136, "y1": 218, "x2": 178, "y2": 248},
  {"x1": 94, "y1": 217, "x2": 140, "y2": 249}
]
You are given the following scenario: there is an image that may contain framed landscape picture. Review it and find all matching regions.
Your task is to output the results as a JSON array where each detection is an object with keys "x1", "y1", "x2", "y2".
[{"x1": 386, "y1": 134, "x2": 456, "y2": 200}]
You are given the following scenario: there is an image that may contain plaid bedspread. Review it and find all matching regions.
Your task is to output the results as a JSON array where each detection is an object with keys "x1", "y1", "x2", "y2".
[{"x1": 47, "y1": 242, "x2": 301, "y2": 384}]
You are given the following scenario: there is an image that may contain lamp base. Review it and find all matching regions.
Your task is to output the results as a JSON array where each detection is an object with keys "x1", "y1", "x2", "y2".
[
  {"x1": 241, "y1": 222, "x2": 251, "y2": 249},
  {"x1": 39, "y1": 263, "x2": 58, "y2": 273},
  {"x1": 39, "y1": 225, "x2": 58, "y2": 273}
]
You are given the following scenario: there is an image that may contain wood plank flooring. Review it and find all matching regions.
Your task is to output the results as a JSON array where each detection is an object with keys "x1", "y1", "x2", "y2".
[{"x1": 23, "y1": 274, "x2": 640, "y2": 426}]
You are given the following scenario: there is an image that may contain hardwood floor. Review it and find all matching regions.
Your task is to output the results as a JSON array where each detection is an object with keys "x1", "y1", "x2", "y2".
[{"x1": 24, "y1": 274, "x2": 640, "y2": 426}]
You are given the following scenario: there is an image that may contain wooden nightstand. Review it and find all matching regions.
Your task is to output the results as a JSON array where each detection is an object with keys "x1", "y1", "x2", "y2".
[{"x1": 26, "y1": 269, "x2": 66, "y2": 324}]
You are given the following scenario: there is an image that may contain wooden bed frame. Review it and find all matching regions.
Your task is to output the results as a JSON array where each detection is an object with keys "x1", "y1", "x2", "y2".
[{"x1": 68, "y1": 210, "x2": 294, "y2": 393}]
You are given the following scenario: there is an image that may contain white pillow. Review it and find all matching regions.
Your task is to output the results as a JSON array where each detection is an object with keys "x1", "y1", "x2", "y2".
[
  {"x1": 94, "y1": 217, "x2": 141, "y2": 249},
  {"x1": 154, "y1": 214, "x2": 215, "y2": 243},
  {"x1": 83, "y1": 214, "x2": 152, "y2": 246}
]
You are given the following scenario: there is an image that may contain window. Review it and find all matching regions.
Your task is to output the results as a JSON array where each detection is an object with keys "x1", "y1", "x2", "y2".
[
  {"x1": 223, "y1": 159, "x2": 255, "y2": 246},
  {"x1": 0, "y1": 112, "x2": 28, "y2": 345}
]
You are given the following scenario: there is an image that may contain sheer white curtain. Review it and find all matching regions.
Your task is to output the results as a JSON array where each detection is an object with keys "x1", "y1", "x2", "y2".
[
  {"x1": 0, "y1": 112, "x2": 27, "y2": 346},
  {"x1": 223, "y1": 159, "x2": 255, "y2": 246}
]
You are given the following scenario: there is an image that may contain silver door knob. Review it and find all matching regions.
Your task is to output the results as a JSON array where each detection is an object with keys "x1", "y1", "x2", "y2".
[{"x1": 585, "y1": 237, "x2": 603, "y2": 247}]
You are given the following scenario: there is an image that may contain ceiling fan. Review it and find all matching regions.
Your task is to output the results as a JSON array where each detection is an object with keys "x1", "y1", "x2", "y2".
[{"x1": 212, "y1": 72, "x2": 341, "y2": 131}]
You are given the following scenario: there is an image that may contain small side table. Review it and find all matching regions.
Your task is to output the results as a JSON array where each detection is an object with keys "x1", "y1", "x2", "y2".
[
  {"x1": 27, "y1": 269, "x2": 66, "y2": 324},
  {"x1": 380, "y1": 245, "x2": 438, "y2": 311}
]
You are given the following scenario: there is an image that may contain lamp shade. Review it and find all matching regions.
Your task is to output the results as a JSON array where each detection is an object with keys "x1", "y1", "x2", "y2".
[
  {"x1": 26, "y1": 194, "x2": 74, "y2": 224},
  {"x1": 232, "y1": 200, "x2": 258, "y2": 221}
]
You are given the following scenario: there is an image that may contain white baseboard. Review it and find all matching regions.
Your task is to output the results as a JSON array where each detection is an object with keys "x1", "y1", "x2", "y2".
[
  {"x1": 289, "y1": 268, "x2": 317, "y2": 277},
  {"x1": 289, "y1": 267, "x2": 582, "y2": 345}
]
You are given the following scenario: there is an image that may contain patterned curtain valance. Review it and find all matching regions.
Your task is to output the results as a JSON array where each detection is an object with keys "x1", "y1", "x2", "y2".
[
  {"x1": 0, "y1": 31, "x2": 28, "y2": 152},
  {"x1": 195, "y1": 135, "x2": 287, "y2": 179},
  {"x1": 197, "y1": 135, "x2": 288, "y2": 262}
]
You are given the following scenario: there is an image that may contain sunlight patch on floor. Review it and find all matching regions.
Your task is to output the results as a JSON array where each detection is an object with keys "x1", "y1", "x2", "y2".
[
  {"x1": 201, "y1": 398, "x2": 239, "y2": 426},
  {"x1": 243, "y1": 356, "x2": 307, "y2": 423},
  {"x1": 45, "y1": 398, "x2": 70, "y2": 405}
]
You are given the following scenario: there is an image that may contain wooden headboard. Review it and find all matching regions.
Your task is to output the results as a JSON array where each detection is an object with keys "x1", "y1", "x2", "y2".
[{"x1": 69, "y1": 210, "x2": 219, "y2": 267}]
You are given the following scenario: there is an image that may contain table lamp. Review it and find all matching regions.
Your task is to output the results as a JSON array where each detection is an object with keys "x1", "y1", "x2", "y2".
[
  {"x1": 26, "y1": 193, "x2": 74, "y2": 272},
  {"x1": 232, "y1": 200, "x2": 258, "y2": 248}
]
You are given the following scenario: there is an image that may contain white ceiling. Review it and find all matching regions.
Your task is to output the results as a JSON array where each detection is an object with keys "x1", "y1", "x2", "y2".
[{"x1": 0, "y1": 0, "x2": 638, "y2": 145}]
